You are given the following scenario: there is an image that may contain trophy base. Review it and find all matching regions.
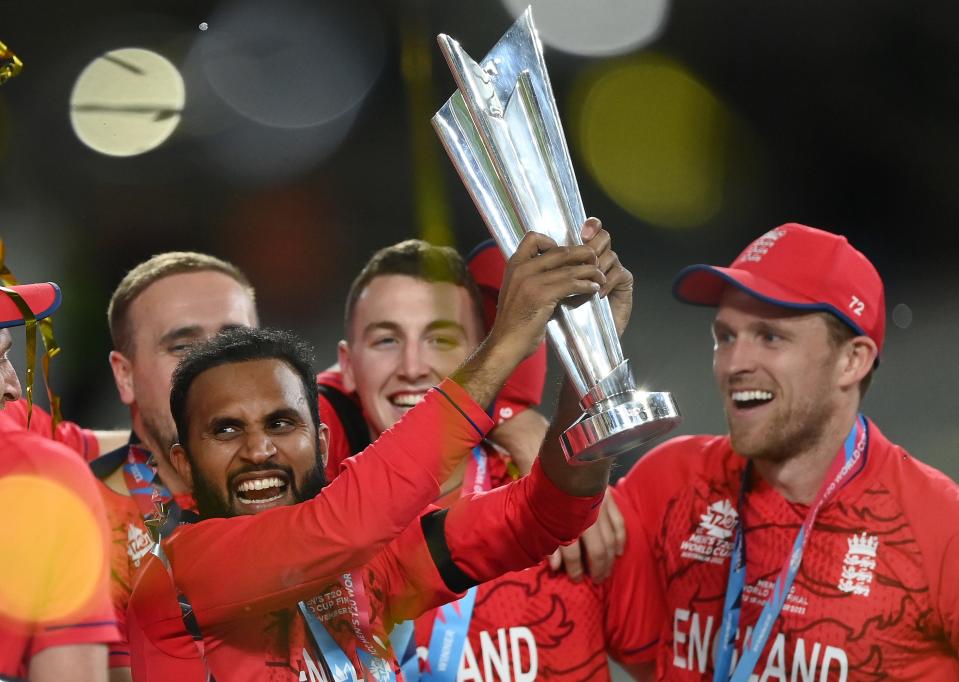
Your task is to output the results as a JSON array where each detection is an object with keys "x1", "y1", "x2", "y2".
[{"x1": 561, "y1": 391, "x2": 682, "y2": 463}]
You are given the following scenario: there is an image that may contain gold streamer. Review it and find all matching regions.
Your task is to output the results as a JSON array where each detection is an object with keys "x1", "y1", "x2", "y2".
[
  {"x1": 0, "y1": 40, "x2": 23, "y2": 86},
  {"x1": 0, "y1": 241, "x2": 64, "y2": 433}
]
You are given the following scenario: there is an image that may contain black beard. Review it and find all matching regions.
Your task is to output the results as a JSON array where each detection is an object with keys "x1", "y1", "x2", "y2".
[{"x1": 188, "y1": 445, "x2": 327, "y2": 520}]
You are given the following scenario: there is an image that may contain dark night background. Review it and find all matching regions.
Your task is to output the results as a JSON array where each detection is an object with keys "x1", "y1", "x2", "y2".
[{"x1": 1, "y1": 0, "x2": 957, "y2": 481}]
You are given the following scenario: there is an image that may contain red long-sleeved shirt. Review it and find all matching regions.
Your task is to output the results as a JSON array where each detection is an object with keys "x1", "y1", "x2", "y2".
[{"x1": 127, "y1": 378, "x2": 601, "y2": 681}]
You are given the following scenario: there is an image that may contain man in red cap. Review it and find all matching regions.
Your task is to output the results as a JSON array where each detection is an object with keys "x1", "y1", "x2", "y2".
[
  {"x1": 607, "y1": 223, "x2": 959, "y2": 680},
  {"x1": 0, "y1": 282, "x2": 119, "y2": 680}
]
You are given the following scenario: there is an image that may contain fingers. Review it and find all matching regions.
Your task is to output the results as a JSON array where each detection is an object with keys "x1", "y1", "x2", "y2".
[
  {"x1": 556, "y1": 542, "x2": 585, "y2": 582},
  {"x1": 514, "y1": 231, "x2": 558, "y2": 261},
  {"x1": 580, "y1": 522, "x2": 616, "y2": 582},
  {"x1": 603, "y1": 491, "x2": 627, "y2": 557}
]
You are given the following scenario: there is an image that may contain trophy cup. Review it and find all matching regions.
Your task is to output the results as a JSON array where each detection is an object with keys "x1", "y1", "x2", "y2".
[{"x1": 432, "y1": 8, "x2": 681, "y2": 462}]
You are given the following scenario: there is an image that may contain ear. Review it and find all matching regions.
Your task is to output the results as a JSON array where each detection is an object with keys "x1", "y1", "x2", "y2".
[
  {"x1": 337, "y1": 340, "x2": 356, "y2": 393},
  {"x1": 109, "y1": 350, "x2": 136, "y2": 406},
  {"x1": 836, "y1": 336, "x2": 878, "y2": 392},
  {"x1": 316, "y1": 423, "x2": 330, "y2": 470},
  {"x1": 169, "y1": 443, "x2": 194, "y2": 491}
]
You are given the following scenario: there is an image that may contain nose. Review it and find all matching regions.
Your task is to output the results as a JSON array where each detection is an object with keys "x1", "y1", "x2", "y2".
[
  {"x1": 0, "y1": 361, "x2": 21, "y2": 408},
  {"x1": 715, "y1": 337, "x2": 757, "y2": 379},
  {"x1": 398, "y1": 342, "x2": 430, "y2": 382},
  {"x1": 241, "y1": 430, "x2": 277, "y2": 464}
]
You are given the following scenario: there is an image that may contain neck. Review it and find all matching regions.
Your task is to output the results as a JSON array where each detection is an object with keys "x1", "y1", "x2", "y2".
[
  {"x1": 131, "y1": 421, "x2": 190, "y2": 495},
  {"x1": 751, "y1": 406, "x2": 860, "y2": 505}
]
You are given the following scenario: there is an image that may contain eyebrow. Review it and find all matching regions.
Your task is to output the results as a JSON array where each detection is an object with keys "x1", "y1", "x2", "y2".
[
  {"x1": 159, "y1": 323, "x2": 248, "y2": 346},
  {"x1": 158, "y1": 325, "x2": 203, "y2": 346},
  {"x1": 361, "y1": 319, "x2": 468, "y2": 338},
  {"x1": 263, "y1": 407, "x2": 306, "y2": 424}
]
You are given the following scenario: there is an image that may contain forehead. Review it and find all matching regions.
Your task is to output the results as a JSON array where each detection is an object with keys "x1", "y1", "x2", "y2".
[
  {"x1": 128, "y1": 270, "x2": 255, "y2": 333},
  {"x1": 716, "y1": 287, "x2": 808, "y2": 323},
  {"x1": 351, "y1": 274, "x2": 480, "y2": 335},
  {"x1": 0, "y1": 328, "x2": 11, "y2": 350},
  {"x1": 186, "y1": 358, "x2": 308, "y2": 424}
]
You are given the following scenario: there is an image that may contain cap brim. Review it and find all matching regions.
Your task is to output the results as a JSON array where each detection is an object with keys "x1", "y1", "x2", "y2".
[
  {"x1": 672, "y1": 264, "x2": 870, "y2": 340},
  {"x1": 0, "y1": 283, "x2": 62, "y2": 329}
]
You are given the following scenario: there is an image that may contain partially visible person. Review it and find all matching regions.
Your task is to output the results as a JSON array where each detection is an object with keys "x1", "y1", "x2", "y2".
[
  {"x1": 326, "y1": 224, "x2": 654, "y2": 680},
  {"x1": 0, "y1": 282, "x2": 118, "y2": 681},
  {"x1": 88, "y1": 251, "x2": 258, "y2": 679},
  {"x1": 611, "y1": 223, "x2": 959, "y2": 680},
  {"x1": 127, "y1": 233, "x2": 617, "y2": 680}
]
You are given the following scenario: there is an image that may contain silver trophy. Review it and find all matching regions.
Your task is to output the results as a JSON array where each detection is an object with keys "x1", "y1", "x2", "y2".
[{"x1": 433, "y1": 8, "x2": 681, "y2": 462}]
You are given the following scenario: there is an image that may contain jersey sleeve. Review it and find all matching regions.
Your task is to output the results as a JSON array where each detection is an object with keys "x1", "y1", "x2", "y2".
[
  {"x1": 602, "y1": 485, "x2": 666, "y2": 665},
  {"x1": 167, "y1": 379, "x2": 494, "y2": 627},
  {"x1": 2, "y1": 435, "x2": 120, "y2": 657},
  {"x1": 0, "y1": 399, "x2": 99, "y2": 460},
  {"x1": 374, "y1": 458, "x2": 604, "y2": 625}
]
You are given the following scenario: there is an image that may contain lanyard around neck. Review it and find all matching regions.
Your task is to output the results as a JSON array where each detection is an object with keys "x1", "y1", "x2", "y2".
[{"x1": 713, "y1": 415, "x2": 869, "y2": 682}]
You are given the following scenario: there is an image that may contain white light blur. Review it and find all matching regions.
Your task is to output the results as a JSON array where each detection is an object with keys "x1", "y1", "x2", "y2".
[
  {"x1": 892, "y1": 303, "x2": 913, "y2": 329},
  {"x1": 501, "y1": 0, "x2": 670, "y2": 57},
  {"x1": 196, "y1": 0, "x2": 385, "y2": 129},
  {"x1": 69, "y1": 48, "x2": 184, "y2": 157}
]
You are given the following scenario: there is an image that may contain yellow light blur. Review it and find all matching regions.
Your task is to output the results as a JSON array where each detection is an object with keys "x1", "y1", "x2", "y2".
[
  {"x1": 572, "y1": 54, "x2": 729, "y2": 229},
  {"x1": 70, "y1": 47, "x2": 184, "y2": 157},
  {"x1": 0, "y1": 474, "x2": 104, "y2": 625}
]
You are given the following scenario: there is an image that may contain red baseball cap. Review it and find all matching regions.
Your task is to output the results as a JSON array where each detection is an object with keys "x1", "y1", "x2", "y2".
[
  {"x1": 0, "y1": 282, "x2": 62, "y2": 329},
  {"x1": 672, "y1": 223, "x2": 885, "y2": 353}
]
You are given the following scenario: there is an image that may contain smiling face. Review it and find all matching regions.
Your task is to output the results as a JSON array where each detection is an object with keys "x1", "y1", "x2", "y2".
[
  {"x1": 711, "y1": 288, "x2": 848, "y2": 463},
  {"x1": 109, "y1": 270, "x2": 258, "y2": 458},
  {"x1": 171, "y1": 357, "x2": 327, "y2": 518},
  {"x1": 339, "y1": 274, "x2": 484, "y2": 439}
]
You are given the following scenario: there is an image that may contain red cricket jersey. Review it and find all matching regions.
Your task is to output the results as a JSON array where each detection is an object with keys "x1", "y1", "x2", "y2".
[
  {"x1": 612, "y1": 421, "x2": 959, "y2": 681},
  {"x1": 90, "y1": 439, "x2": 199, "y2": 670},
  {"x1": 0, "y1": 398, "x2": 99, "y2": 461},
  {"x1": 318, "y1": 379, "x2": 662, "y2": 680},
  {"x1": 0, "y1": 426, "x2": 119, "y2": 676},
  {"x1": 127, "y1": 379, "x2": 602, "y2": 681}
]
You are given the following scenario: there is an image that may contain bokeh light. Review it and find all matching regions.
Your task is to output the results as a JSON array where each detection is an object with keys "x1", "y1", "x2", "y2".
[
  {"x1": 70, "y1": 47, "x2": 184, "y2": 157},
  {"x1": 572, "y1": 54, "x2": 731, "y2": 229},
  {"x1": 0, "y1": 475, "x2": 104, "y2": 625},
  {"x1": 893, "y1": 303, "x2": 913, "y2": 329},
  {"x1": 197, "y1": 0, "x2": 385, "y2": 129},
  {"x1": 502, "y1": 0, "x2": 670, "y2": 57}
]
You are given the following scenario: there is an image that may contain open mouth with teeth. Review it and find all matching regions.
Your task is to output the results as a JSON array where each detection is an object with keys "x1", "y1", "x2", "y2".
[
  {"x1": 389, "y1": 392, "x2": 427, "y2": 409},
  {"x1": 731, "y1": 390, "x2": 774, "y2": 409},
  {"x1": 234, "y1": 475, "x2": 290, "y2": 505}
]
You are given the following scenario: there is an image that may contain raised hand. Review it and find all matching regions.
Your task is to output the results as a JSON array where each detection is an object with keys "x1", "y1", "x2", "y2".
[{"x1": 581, "y1": 218, "x2": 633, "y2": 337}]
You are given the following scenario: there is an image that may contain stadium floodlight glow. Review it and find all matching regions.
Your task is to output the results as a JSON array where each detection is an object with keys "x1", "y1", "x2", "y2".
[
  {"x1": 70, "y1": 47, "x2": 185, "y2": 157},
  {"x1": 501, "y1": 0, "x2": 670, "y2": 57}
]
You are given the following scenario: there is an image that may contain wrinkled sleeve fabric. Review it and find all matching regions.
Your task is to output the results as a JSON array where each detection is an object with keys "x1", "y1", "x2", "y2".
[
  {"x1": 371, "y1": 459, "x2": 605, "y2": 626},
  {"x1": 0, "y1": 399, "x2": 99, "y2": 460},
  {"x1": 167, "y1": 379, "x2": 493, "y2": 627}
]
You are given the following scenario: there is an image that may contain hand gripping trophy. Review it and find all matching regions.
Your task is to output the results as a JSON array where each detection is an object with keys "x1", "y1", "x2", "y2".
[{"x1": 433, "y1": 9, "x2": 681, "y2": 462}]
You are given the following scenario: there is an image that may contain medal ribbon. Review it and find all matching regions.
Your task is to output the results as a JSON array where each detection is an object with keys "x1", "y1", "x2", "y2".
[
  {"x1": 421, "y1": 446, "x2": 490, "y2": 682},
  {"x1": 713, "y1": 415, "x2": 869, "y2": 681},
  {"x1": 300, "y1": 570, "x2": 400, "y2": 682},
  {"x1": 122, "y1": 443, "x2": 174, "y2": 539}
]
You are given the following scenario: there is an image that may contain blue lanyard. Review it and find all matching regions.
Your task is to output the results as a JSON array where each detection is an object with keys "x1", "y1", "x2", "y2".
[
  {"x1": 713, "y1": 415, "x2": 868, "y2": 682},
  {"x1": 300, "y1": 591, "x2": 399, "y2": 682},
  {"x1": 419, "y1": 446, "x2": 488, "y2": 682}
]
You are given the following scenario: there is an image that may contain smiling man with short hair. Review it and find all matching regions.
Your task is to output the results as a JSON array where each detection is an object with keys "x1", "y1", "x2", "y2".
[{"x1": 610, "y1": 223, "x2": 959, "y2": 681}]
